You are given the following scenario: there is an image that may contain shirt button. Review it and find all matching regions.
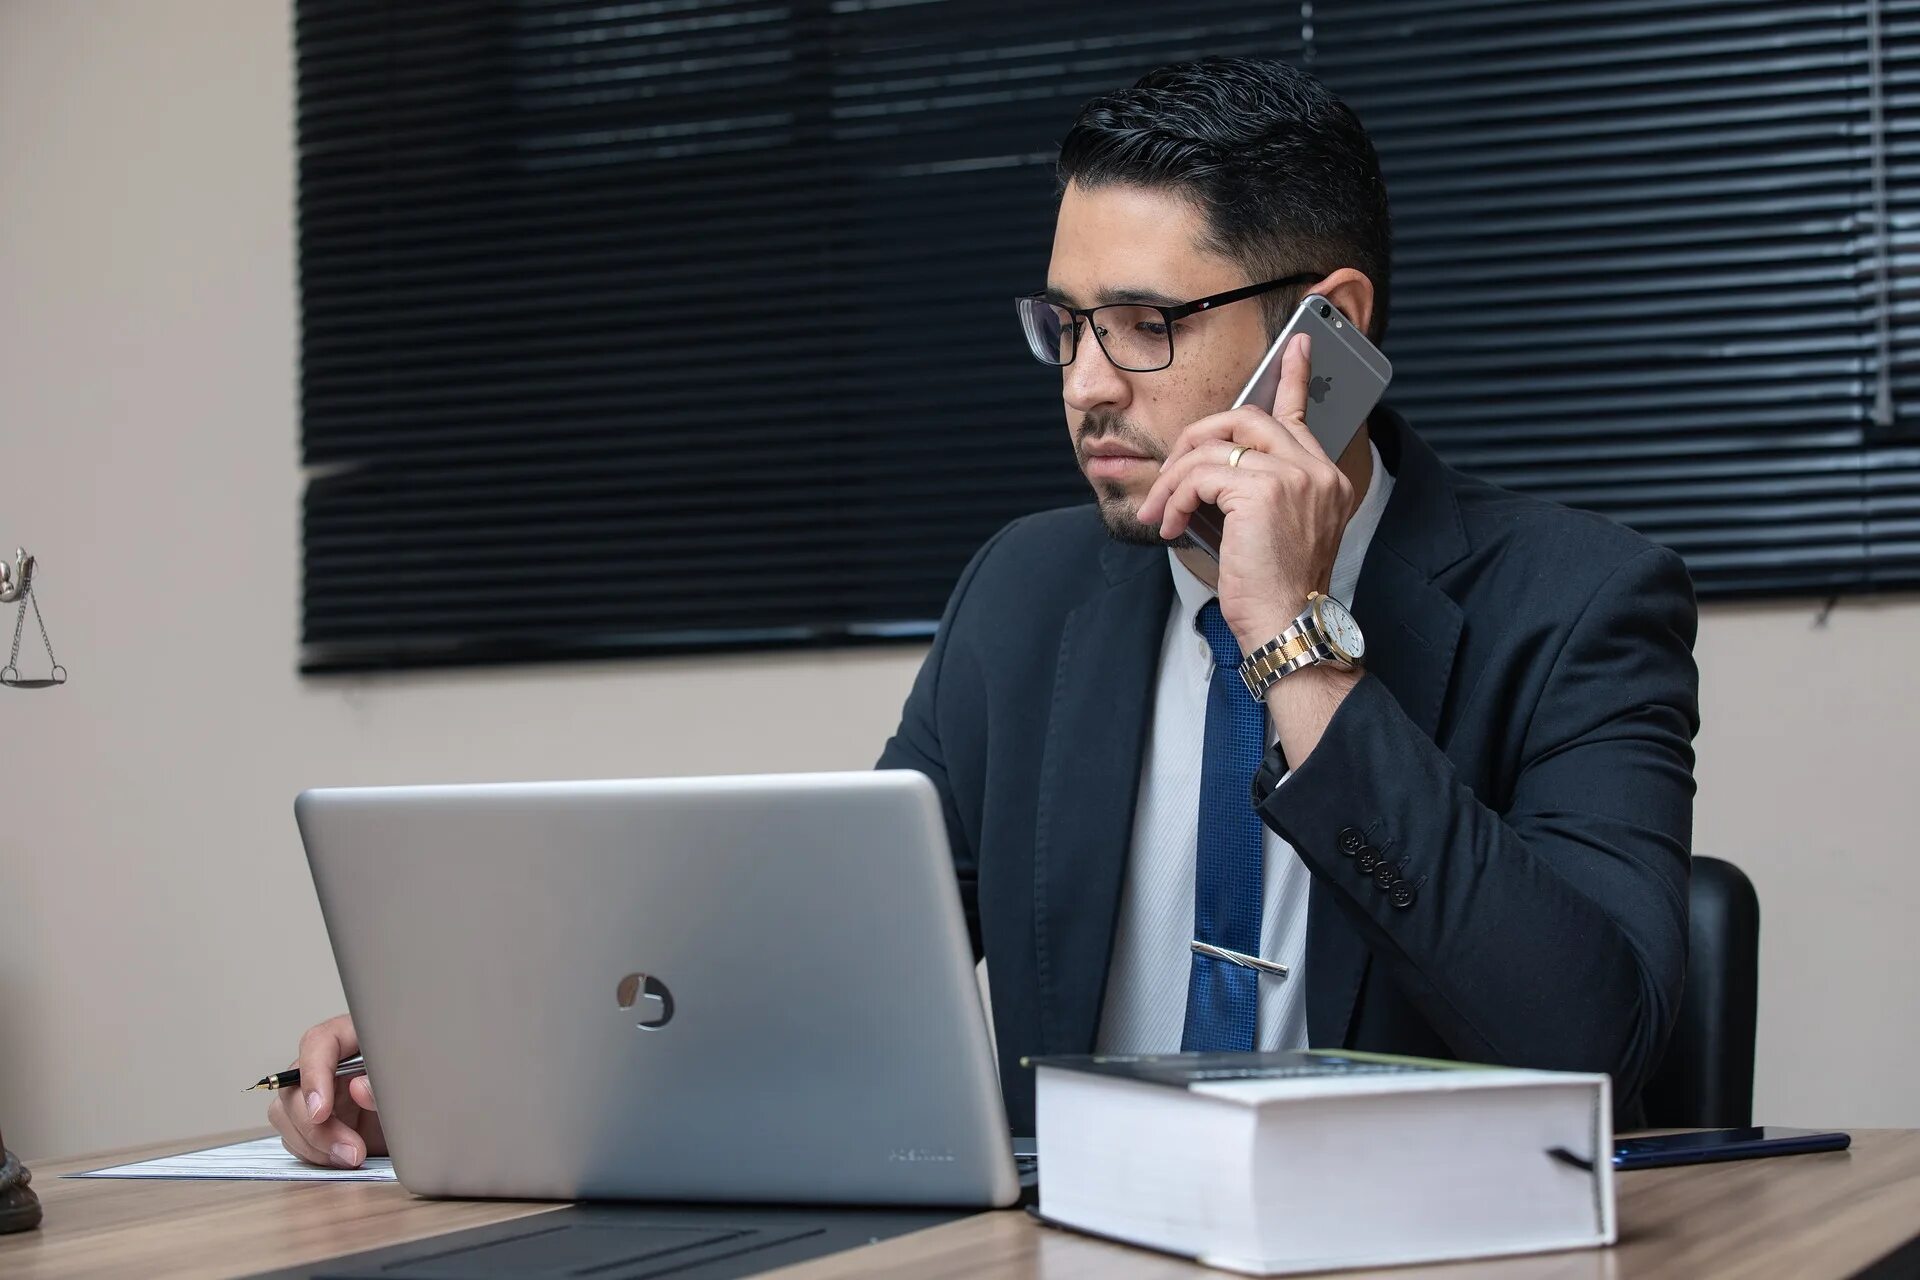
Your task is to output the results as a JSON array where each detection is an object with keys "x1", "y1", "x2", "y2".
[
  {"x1": 1338, "y1": 827, "x2": 1365, "y2": 856},
  {"x1": 1390, "y1": 882, "x2": 1416, "y2": 909}
]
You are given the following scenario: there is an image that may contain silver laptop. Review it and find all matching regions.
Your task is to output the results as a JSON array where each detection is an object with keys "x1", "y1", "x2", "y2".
[{"x1": 294, "y1": 769, "x2": 1019, "y2": 1207}]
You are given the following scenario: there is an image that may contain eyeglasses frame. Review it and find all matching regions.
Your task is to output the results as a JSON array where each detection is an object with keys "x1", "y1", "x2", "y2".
[{"x1": 1016, "y1": 271, "x2": 1327, "y2": 372}]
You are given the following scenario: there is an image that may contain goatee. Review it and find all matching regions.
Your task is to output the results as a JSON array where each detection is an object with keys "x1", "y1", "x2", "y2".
[{"x1": 1092, "y1": 486, "x2": 1171, "y2": 547}]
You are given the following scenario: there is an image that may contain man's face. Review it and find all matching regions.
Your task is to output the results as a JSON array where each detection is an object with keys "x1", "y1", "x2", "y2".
[{"x1": 1046, "y1": 180, "x2": 1275, "y2": 544}]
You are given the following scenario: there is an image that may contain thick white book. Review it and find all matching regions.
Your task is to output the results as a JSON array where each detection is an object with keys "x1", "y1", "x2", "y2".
[{"x1": 1030, "y1": 1049, "x2": 1614, "y2": 1275}]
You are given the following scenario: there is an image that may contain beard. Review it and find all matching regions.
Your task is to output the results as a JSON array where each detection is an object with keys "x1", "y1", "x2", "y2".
[
  {"x1": 1076, "y1": 410, "x2": 1173, "y2": 548},
  {"x1": 1092, "y1": 483, "x2": 1167, "y2": 546}
]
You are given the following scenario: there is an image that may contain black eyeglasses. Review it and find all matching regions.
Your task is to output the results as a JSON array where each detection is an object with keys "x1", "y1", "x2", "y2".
[{"x1": 1015, "y1": 272, "x2": 1324, "y2": 373}]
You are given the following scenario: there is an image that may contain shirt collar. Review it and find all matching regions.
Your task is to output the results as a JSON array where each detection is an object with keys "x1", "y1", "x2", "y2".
[{"x1": 1165, "y1": 436, "x2": 1396, "y2": 635}]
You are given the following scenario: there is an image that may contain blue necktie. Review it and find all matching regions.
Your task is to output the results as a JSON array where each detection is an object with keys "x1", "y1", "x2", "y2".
[{"x1": 1181, "y1": 599, "x2": 1267, "y2": 1052}]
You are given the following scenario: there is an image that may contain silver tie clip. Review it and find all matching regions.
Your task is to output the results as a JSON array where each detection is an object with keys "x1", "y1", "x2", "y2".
[{"x1": 1191, "y1": 940, "x2": 1289, "y2": 978}]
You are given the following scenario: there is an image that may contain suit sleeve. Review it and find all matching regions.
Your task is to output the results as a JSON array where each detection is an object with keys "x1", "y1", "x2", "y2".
[
  {"x1": 874, "y1": 520, "x2": 1020, "y2": 960},
  {"x1": 1257, "y1": 545, "x2": 1699, "y2": 1098}
]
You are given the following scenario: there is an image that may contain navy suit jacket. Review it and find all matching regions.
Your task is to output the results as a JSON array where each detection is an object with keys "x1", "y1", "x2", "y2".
[{"x1": 876, "y1": 409, "x2": 1700, "y2": 1135}]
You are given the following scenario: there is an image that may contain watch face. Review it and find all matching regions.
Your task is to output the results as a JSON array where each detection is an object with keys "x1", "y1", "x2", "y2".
[{"x1": 1314, "y1": 596, "x2": 1366, "y2": 663}]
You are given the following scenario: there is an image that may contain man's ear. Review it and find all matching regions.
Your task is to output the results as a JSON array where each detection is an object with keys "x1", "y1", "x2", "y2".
[{"x1": 1307, "y1": 268, "x2": 1377, "y2": 342}]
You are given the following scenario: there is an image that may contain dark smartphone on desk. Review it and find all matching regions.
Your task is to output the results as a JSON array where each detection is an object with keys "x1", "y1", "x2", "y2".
[
  {"x1": 1185, "y1": 294, "x2": 1392, "y2": 558},
  {"x1": 1613, "y1": 1127, "x2": 1850, "y2": 1170}
]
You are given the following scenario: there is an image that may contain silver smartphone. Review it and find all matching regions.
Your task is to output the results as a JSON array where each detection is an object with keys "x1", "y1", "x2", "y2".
[{"x1": 1185, "y1": 293, "x2": 1393, "y2": 558}]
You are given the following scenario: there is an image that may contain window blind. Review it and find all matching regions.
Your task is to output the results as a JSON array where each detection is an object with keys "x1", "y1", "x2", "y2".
[
  {"x1": 295, "y1": 0, "x2": 1916, "y2": 673},
  {"x1": 1317, "y1": 0, "x2": 1918, "y2": 594}
]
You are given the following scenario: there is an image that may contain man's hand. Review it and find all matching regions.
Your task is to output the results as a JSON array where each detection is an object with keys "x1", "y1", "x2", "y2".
[
  {"x1": 1135, "y1": 333, "x2": 1354, "y2": 653},
  {"x1": 265, "y1": 1014, "x2": 385, "y2": 1169}
]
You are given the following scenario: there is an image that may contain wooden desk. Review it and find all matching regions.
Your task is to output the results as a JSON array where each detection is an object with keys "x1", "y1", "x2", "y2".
[{"x1": 5, "y1": 1129, "x2": 1919, "y2": 1279}]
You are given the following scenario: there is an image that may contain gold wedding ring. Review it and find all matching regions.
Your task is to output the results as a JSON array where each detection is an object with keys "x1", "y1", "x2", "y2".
[{"x1": 1227, "y1": 444, "x2": 1251, "y2": 469}]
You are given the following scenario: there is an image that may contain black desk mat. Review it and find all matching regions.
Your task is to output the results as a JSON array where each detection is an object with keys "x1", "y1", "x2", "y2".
[{"x1": 244, "y1": 1203, "x2": 971, "y2": 1280}]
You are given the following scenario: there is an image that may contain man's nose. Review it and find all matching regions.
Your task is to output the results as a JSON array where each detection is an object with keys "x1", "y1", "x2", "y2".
[{"x1": 1061, "y1": 327, "x2": 1132, "y2": 415}]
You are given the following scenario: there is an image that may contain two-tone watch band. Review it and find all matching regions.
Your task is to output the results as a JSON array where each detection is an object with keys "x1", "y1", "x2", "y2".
[{"x1": 1238, "y1": 624, "x2": 1320, "y2": 701}]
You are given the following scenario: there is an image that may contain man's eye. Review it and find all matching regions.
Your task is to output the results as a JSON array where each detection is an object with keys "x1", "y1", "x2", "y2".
[{"x1": 1136, "y1": 320, "x2": 1171, "y2": 337}]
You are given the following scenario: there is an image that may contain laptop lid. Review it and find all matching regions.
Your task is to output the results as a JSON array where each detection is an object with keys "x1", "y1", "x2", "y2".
[{"x1": 294, "y1": 769, "x2": 1018, "y2": 1207}]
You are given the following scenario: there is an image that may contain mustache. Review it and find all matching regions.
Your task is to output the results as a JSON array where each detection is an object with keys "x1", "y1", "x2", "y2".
[{"x1": 1073, "y1": 413, "x2": 1165, "y2": 463}]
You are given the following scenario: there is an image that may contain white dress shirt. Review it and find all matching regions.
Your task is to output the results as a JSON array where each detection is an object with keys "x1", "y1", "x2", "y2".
[{"x1": 1096, "y1": 440, "x2": 1395, "y2": 1054}]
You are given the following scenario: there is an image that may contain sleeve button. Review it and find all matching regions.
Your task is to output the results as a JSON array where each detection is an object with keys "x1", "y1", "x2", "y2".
[
  {"x1": 1390, "y1": 882, "x2": 1416, "y2": 909},
  {"x1": 1338, "y1": 826, "x2": 1365, "y2": 856},
  {"x1": 1372, "y1": 863, "x2": 1397, "y2": 890},
  {"x1": 1356, "y1": 846, "x2": 1380, "y2": 874}
]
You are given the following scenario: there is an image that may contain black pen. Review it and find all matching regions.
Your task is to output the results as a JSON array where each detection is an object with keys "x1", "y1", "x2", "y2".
[{"x1": 245, "y1": 1055, "x2": 368, "y2": 1092}]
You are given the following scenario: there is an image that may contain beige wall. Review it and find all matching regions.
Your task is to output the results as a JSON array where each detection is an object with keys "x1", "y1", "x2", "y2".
[{"x1": 1, "y1": 0, "x2": 1914, "y2": 1161}]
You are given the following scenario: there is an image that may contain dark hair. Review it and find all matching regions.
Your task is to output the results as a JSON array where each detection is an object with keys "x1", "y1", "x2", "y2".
[{"x1": 1057, "y1": 56, "x2": 1393, "y2": 344}]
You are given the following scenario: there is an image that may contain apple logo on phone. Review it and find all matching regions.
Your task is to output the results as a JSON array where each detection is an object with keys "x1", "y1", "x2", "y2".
[
  {"x1": 1309, "y1": 375, "x2": 1334, "y2": 404},
  {"x1": 617, "y1": 972, "x2": 675, "y2": 1030}
]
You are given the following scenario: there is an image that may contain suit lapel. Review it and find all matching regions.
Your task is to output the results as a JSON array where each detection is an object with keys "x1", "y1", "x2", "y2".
[
  {"x1": 1306, "y1": 409, "x2": 1467, "y2": 1049},
  {"x1": 1032, "y1": 540, "x2": 1171, "y2": 1055}
]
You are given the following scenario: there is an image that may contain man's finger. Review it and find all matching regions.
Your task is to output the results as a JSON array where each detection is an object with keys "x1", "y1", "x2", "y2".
[
  {"x1": 1161, "y1": 405, "x2": 1299, "y2": 472},
  {"x1": 268, "y1": 1094, "x2": 335, "y2": 1168},
  {"x1": 1141, "y1": 440, "x2": 1285, "y2": 525},
  {"x1": 347, "y1": 1074, "x2": 377, "y2": 1112},
  {"x1": 1267, "y1": 399, "x2": 1336, "y2": 466},
  {"x1": 1263, "y1": 332, "x2": 1347, "y2": 468},
  {"x1": 292, "y1": 1087, "x2": 370, "y2": 1168},
  {"x1": 313, "y1": 1123, "x2": 366, "y2": 1169},
  {"x1": 296, "y1": 1015, "x2": 359, "y2": 1126},
  {"x1": 1158, "y1": 464, "x2": 1250, "y2": 540},
  {"x1": 1272, "y1": 332, "x2": 1313, "y2": 425},
  {"x1": 1159, "y1": 413, "x2": 1245, "y2": 471},
  {"x1": 1139, "y1": 441, "x2": 1219, "y2": 523}
]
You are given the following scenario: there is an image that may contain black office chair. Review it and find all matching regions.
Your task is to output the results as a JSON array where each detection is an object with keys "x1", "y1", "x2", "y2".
[{"x1": 1640, "y1": 856, "x2": 1760, "y2": 1128}]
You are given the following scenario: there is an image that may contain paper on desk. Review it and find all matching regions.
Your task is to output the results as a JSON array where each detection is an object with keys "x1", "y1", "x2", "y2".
[{"x1": 66, "y1": 1135, "x2": 396, "y2": 1182}]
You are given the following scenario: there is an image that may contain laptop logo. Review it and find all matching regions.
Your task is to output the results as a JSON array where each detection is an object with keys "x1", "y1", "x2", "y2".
[{"x1": 616, "y1": 972, "x2": 675, "y2": 1030}]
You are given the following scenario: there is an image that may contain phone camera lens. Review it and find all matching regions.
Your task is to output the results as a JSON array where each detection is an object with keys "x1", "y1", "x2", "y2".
[{"x1": 1318, "y1": 303, "x2": 1332, "y2": 318}]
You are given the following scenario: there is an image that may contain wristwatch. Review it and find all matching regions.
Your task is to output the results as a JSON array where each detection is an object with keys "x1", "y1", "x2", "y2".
[{"x1": 1237, "y1": 591, "x2": 1366, "y2": 701}]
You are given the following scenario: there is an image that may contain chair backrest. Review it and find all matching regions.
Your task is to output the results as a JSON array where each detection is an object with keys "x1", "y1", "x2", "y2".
[{"x1": 1640, "y1": 855, "x2": 1760, "y2": 1128}]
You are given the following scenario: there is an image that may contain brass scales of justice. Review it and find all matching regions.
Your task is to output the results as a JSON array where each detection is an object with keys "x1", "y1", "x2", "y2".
[
  {"x1": 0, "y1": 547, "x2": 65, "y2": 690},
  {"x1": 0, "y1": 545, "x2": 55, "y2": 1231}
]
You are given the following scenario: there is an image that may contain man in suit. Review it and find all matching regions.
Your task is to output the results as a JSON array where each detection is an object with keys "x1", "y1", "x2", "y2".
[
  {"x1": 877, "y1": 56, "x2": 1698, "y2": 1136},
  {"x1": 270, "y1": 56, "x2": 1696, "y2": 1167}
]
